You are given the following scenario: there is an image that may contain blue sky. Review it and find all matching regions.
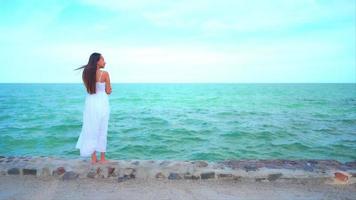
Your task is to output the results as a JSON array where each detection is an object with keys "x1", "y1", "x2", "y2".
[{"x1": 0, "y1": 0, "x2": 355, "y2": 83}]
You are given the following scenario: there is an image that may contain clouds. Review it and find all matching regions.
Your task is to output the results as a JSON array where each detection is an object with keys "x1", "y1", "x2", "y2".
[
  {"x1": 80, "y1": 0, "x2": 354, "y2": 32},
  {"x1": 0, "y1": 0, "x2": 355, "y2": 83}
]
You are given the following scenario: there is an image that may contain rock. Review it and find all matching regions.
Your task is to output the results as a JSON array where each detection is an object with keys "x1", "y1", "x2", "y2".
[
  {"x1": 96, "y1": 167, "x2": 102, "y2": 177},
  {"x1": 212, "y1": 163, "x2": 225, "y2": 170},
  {"x1": 307, "y1": 160, "x2": 318, "y2": 165},
  {"x1": 131, "y1": 161, "x2": 140, "y2": 165},
  {"x1": 255, "y1": 178, "x2": 269, "y2": 182},
  {"x1": 168, "y1": 172, "x2": 182, "y2": 180},
  {"x1": 217, "y1": 173, "x2": 233, "y2": 178},
  {"x1": 62, "y1": 171, "x2": 79, "y2": 180},
  {"x1": 118, "y1": 168, "x2": 136, "y2": 181},
  {"x1": 344, "y1": 161, "x2": 356, "y2": 170},
  {"x1": 5, "y1": 157, "x2": 14, "y2": 163},
  {"x1": 128, "y1": 173, "x2": 135, "y2": 179},
  {"x1": 303, "y1": 162, "x2": 314, "y2": 172},
  {"x1": 53, "y1": 167, "x2": 66, "y2": 176},
  {"x1": 244, "y1": 165, "x2": 258, "y2": 172},
  {"x1": 159, "y1": 161, "x2": 170, "y2": 166},
  {"x1": 267, "y1": 173, "x2": 283, "y2": 181},
  {"x1": 95, "y1": 167, "x2": 107, "y2": 178},
  {"x1": 7, "y1": 168, "x2": 20, "y2": 175},
  {"x1": 201, "y1": 172, "x2": 215, "y2": 179},
  {"x1": 41, "y1": 167, "x2": 51, "y2": 177},
  {"x1": 183, "y1": 173, "x2": 199, "y2": 180},
  {"x1": 118, "y1": 175, "x2": 132, "y2": 182},
  {"x1": 118, "y1": 168, "x2": 136, "y2": 182},
  {"x1": 155, "y1": 172, "x2": 166, "y2": 179},
  {"x1": 87, "y1": 171, "x2": 96, "y2": 179},
  {"x1": 101, "y1": 167, "x2": 109, "y2": 178},
  {"x1": 123, "y1": 168, "x2": 136, "y2": 176},
  {"x1": 85, "y1": 167, "x2": 101, "y2": 179},
  {"x1": 312, "y1": 160, "x2": 342, "y2": 170},
  {"x1": 217, "y1": 173, "x2": 240, "y2": 180},
  {"x1": 23, "y1": 169, "x2": 37, "y2": 176},
  {"x1": 334, "y1": 172, "x2": 350, "y2": 182},
  {"x1": 232, "y1": 175, "x2": 242, "y2": 181},
  {"x1": 107, "y1": 167, "x2": 116, "y2": 177},
  {"x1": 193, "y1": 161, "x2": 208, "y2": 168},
  {"x1": 222, "y1": 160, "x2": 264, "y2": 170}
]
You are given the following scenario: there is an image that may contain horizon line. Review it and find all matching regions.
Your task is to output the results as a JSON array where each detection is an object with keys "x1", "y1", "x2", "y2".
[{"x1": 0, "y1": 82, "x2": 355, "y2": 84}]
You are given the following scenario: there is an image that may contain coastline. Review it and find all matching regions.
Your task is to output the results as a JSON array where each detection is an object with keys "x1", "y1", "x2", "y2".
[
  {"x1": 0, "y1": 156, "x2": 355, "y2": 199},
  {"x1": 1, "y1": 156, "x2": 355, "y2": 182}
]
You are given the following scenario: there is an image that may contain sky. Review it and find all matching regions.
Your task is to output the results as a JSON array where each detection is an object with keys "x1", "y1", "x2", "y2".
[{"x1": 0, "y1": 0, "x2": 355, "y2": 83}]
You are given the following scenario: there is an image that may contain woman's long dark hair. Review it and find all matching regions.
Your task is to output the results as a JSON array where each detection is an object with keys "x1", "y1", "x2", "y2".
[{"x1": 74, "y1": 52, "x2": 101, "y2": 94}]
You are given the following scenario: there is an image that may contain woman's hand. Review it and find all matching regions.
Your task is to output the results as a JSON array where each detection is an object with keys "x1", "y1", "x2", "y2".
[{"x1": 104, "y1": 71, "x2": 112, "y2": 95}]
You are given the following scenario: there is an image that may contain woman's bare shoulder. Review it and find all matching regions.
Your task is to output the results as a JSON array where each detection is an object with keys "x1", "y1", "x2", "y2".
[
  {"x1": 102, "y1": 71, "x2": 110, "y2": 82},
  {"x1": 101, "y1": 70, "x2": 110, "y2": 77}
]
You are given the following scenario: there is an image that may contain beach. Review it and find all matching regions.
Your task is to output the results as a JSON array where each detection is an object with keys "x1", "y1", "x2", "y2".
[
  {"x1": 1, "y1": 175, "x2": 355, "y2": 200},
  {"x1": 0, "y1": 156, "x2": 355, "y2": 199}
]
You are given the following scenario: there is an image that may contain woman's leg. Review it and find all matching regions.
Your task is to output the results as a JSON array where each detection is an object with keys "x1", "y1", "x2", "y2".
[
  {"x1": 91, "y1": 151, "x2": 97, "y2": 164},
  {"x1": 99, "y1": 152, "x2": 108, "y2": 163},
  {"x1": 98, "y1": 114, "x2": 109, "y2": 164}
]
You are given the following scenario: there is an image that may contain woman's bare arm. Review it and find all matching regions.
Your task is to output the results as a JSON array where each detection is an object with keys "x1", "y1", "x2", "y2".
[{"x1": 104, "y1": 71, "x2": 112, "y2": 95}]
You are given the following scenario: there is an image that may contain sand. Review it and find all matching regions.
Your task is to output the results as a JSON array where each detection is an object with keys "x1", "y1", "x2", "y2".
[{"x1": 0, "y1": 176, "x2": 355, "y2": 200}]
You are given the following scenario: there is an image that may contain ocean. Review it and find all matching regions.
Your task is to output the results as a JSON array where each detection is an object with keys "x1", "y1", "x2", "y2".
[{"x1": 0, "y1": 83, "x2": 355, "y2": 162}]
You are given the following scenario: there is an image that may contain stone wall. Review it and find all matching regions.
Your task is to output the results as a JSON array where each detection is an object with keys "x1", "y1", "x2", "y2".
[{"x1": 0, "y1": 156, "x2": 355, "y2": 183}]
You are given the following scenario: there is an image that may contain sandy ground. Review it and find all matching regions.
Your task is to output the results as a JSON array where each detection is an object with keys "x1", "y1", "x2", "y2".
[{"x1": 0, "y1": 176, "x2": 355, "y2": 200}]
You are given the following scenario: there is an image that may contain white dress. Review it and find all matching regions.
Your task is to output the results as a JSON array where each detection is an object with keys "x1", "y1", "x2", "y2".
[{"x1": 75, "y1": 71, "x2": 110, "y2": 157}]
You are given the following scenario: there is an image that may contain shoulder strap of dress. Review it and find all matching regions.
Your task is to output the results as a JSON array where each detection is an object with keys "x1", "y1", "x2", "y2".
[{"x1": 99, "y1": 71, "x2": 103, "y2": 82}]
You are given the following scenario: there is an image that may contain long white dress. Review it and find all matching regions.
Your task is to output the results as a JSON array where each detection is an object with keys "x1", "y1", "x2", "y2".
[{"x1": 75, "y1": 71, "x2": 110, "y2": 157}]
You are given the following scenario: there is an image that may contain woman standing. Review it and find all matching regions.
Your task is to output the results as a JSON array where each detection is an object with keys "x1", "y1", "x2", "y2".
[{"x1": 74, "y1": 52, "x2": 112, "y2": 164}]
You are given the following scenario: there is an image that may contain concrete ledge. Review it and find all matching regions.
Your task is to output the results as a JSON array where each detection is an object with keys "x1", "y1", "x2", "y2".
[{"x1": 0, "y1": 156, "x2": 355, "y2": 184}]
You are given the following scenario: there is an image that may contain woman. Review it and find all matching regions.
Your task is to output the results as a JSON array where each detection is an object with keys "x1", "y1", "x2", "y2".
[{"x1": 74, "y1": 52, "x2": 112, "y2": 164}]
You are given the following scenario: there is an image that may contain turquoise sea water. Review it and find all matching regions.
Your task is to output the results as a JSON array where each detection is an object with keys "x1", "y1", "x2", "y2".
[{"x1": 0, "y1": 83, "x2": 355, "y2": 162}]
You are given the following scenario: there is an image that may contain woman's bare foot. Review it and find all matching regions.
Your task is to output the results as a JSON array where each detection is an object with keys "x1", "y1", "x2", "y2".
[
  {"x1": 91, "y1": 151, "x2": 97, "y2": 164},
  {"x1": 98, "y1": 152, "x2": 108, "y2": 164}
]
